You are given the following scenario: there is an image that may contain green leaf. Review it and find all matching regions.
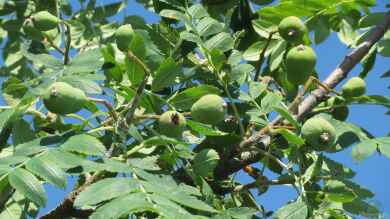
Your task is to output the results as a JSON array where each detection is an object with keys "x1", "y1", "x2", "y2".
[
  {"x1": 273, "y1": 105, "x2": 300, "y2": 130},
  {"x1": 261, "y1": 92, "x2": 283, "y2": 113},
  {"x1": 144, "y1": 181, "x2": 218, "y2": 213},
  {"x1": 66, "y1": 48, "x2": 104, "y2": 73},
  {"x1": 343, "y1": 199, "x2": 380, "y2": 218},
  {"x1": 269, "y1": 41, "x2": 287, "y2": 71},
  {"x1": 359, "y1": 12, "x2": 385, "y2": 28},
  {"x1": 314, "y1": 17, "x2": 330, "y2": 44},
  {"x1": 152, "y1": 57, "x2": 180, "y2": 91},
  {"x1": 377, "y1": 31, "x2": 390, "y2": 57},
  {"x1": 74, "y1": 178, "x2": 138, "y2": 207},
  {"x1": 204, "y1": 32, "x2": 234, "y2": 52},
  {"x1": 248, "y1": 81, "x2": 267, "y2": 99},
  {"x1": 351, "y1": 138, "x2": 377, "y2": 162},
  {"x1": 193, "y1": 149, "x2": 220, "y2": 178},
  {"x1": 303, "y1": 155, "x2": 323, "y2": 184},
  {"x1": 12, "y1": 119, "x2": 35, "y2": 146},
  {"x1": 90, "y1": 193, "x2": 154, "y2": 219},
  {"x1": 322, "y1": 156, "x2": 355, "y2": 178},
  {"x1": 275, "y1": 128, "x2": 304, "y2": 146},
  {"x1": 196, "y1": 17, "x2": 224, "y2": 37},
  {"x1": 128, "y1": 156, "x2": 161, "y2": 171},
  {"x1": 0, "y1": 109, "x2": 15, "y2": 133},
  {"x1": 60, "y1": 75, "x2": 103, "y2": 94},
  {"x1": 188, "y1": 4, "x2": 208, "y2": 19},
  {"x1": 273, "y1": 201, "x2": 308, "y2": 219},
  {"x1": 8, "y1": 168, "x2": 47, "y2": 207},
  {"x1": 337, "y1": 19, "x2": 358, "y2": 47},
  {"x1": 92, "y1": 2, "x2": 125, "y2": 21},
  {"x1": 209, "y1": 48, "x2": 226, "y2": 71},
  {"x1": 23, "y1": 53, "x2": 63, "y2": 71},
  {"x1": 42, "y1": 149, "x2": 105, "y2": 172},
  {"x1": 230, "y1": 64, "x2": 254, "y2": 85},
  {"x1": 224, "y1": 207, "x2": 257, "y2": 219},
  {"x1": 0, "y1": 165, "x2": 12, "y2": 175},
  {"x1": 359, "y1": 47, "x2": 377, "y2": 78},
  {"x1": 25, "y1": 157, "x2": 67, "y2": 189},
  {"x1": 160, "y1": 9, "x2": 185, "y2": 20},
  {"x1": 187, "y1": 120, "x2": 227, "y2": 136},
  {"x1": 374, "y1": 137, "x2": 390, "y2": 159},
  {"x1": 168, "y1": 85, "x2": 221, "y2": 110},
  {"x1": 243, "y1": 41, "x2": 269, "y2": 61},
  {"x1": 61, "y1": 134, "x2": 106, "y2": 156},
  {"x1": 325, "y1": 180, "x2": 357, "y2": 203}
]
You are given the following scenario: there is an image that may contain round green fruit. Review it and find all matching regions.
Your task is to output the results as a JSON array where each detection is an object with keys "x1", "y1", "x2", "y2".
[
  {"x1": 286, "y1": 45, "x2": 317, "y2": 85},
  {"x1": 191, "y1": 94, "x2": 226, "y2": 125},
  {"x1": 301, "y1": 117, "x2": 336, "y2": 151},
  {"x1": 32, "y1": 11, "x2": 59, "y2": 31},
  {"x1": 43, "y1": 82, "x2": 88, "y2": 115},
  {"x1": 331, "y1": 106, "x2": 349, "y2": 121},
  {"x1": 158, "y1": 111, "x2": 186, "y2": 137},
  {"x1": 326, "y1": 97, "x2": 349, "y2": 121},
  {"x1": 341, "y1": 77, "x2": 366, "y2": 98},
  {"x1": 278, "y1": 16, "x2": 306, "y2": 43},
  {"x1": 115, "y1": 24, "x2": 134, "y2": 52}
]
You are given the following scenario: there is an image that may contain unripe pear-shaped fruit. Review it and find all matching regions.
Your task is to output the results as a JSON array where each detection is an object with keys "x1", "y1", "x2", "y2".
[
  {"x1": 191, "y1": 94, "x2": 226, "y2": 125},
  {"x1": 341, "y1": 77, "x2": 366, "y2": 98},
  {"x1": 301, "y1": 117, "x2": 336, "y2": 151},
  {"x1": 158, "y1": 111, "x2": 186, "y2": 137},
  {"x1": 286, "y1": 45, "x2": 317, "y2": 85},
  {"x1": 115, "y1": 24, "x2": 134, "y2": 52},
  {"x1": 278, "y1": 16, "x2": 306, "y2": 43},
  {"x1": 32, "y1": 11, "x2": 59, "y2": 31},
  {"x1": 43, "y1": 82, "x2": 88, "y2": 115},
  {"x1": 326, "y1": 97, "x2": 349, "y2": 121}
]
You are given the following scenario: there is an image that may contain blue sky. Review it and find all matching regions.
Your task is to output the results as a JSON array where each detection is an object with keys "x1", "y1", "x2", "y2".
[{"x1": 0, "y1": 0, "x2": 388, "y2": 218}]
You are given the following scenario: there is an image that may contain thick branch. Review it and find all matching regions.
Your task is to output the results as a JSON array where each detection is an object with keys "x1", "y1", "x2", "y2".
[
  {"x1": 218, "y1": 10, "x2": 390, "y2": 178},
  {"x1": 238, "y1": 11, "x2": 390, "y2": 150}
]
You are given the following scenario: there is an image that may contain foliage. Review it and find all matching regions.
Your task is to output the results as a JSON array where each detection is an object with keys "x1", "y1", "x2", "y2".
[{"x1": 0, "y1": 0, "x2": 389, "y2": 218}]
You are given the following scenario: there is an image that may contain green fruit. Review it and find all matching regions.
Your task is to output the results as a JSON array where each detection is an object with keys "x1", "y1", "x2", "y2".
[
  {"x1": 191, "y1": 94, "x2": 226, "y2": 125},
  {"x1": 301, "y1": 117, "x2": 336, "y2": 151},
  {"x1": 326, "y1": 97, "x2": 349, "y2": 121},
  {"x1": 278, "y1": 16, "x2": 306, "y2": 43},
  {"x1": 115, "y1": 24, "x2": 134, "y2": 52},
  {"x1": 32, "y1": 11, "x2": 59, "y2": 31},
  {"x1": 341, "y1": 77, "x2": 366, "y2": 98},
  {"x1": 158, "y1": 111, "x2": 186, "y2": 137},
  {"x1": 43, "y1": 82, "x2": 88, "y2": 115},
  {"x1": 331, "y1": 106, "x2": 349, "y2": 121},
  {"x1": 286, "y1": 45, "x2": 317, "y2": 85},
  {"x1": 23, "y1": 19, "x2": 44, "y2": 41}
]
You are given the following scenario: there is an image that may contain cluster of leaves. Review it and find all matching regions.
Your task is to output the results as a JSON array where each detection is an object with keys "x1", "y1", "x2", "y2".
[{"x1": 0, "y1": 0, "x2": 389, "y2": 218}]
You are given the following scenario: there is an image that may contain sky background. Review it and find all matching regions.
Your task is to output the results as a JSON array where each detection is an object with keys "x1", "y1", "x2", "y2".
[{"x1": 0, "y1": 0, "x2": 388, "y2": 218}]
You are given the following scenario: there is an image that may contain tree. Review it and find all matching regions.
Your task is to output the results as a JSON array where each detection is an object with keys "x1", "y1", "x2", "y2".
[{"x1": 0, "y1": 0, "x2": 389, "y2": 218}]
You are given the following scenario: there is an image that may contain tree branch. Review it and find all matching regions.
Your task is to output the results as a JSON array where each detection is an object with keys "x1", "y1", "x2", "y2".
[
  {"x1": 63, "y1": 22, "x2": 72, "y2": 65},
  {"x1": 39, "y1": 51, "x2": 152, "y2": 219},
  {"x1": 254, "y1": 31, "x2": 276, "y2": 81},
  {"x1": 218, "y1": 10, "x2": 390, "y2": 178}
]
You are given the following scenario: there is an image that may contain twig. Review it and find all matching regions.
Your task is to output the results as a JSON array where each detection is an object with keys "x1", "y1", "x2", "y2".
[
  {"x1": 63, "y1": 22, "x2": 72, "y2": 65},
  {"x1": 124, "y1": 51, "x2": 152, "y2": 126},
  {"x1": 44, "y1": 35, "x2": 65, "y2": 55},
  {"x1": 254, "y1": 31, "x2": 276, "y2": 81},
  {"x1": 39, "y1": 50, "x2": 153, "y2": 219},
  {"x1": 214, "y1": 11, "x2": 390, "y2": 180},
  {"x1": 88, "y1": 97, "x2": 118, "y2": 122},
  {"x1": 237, "y1": 11, "x2": 390, "y2": 151}
]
